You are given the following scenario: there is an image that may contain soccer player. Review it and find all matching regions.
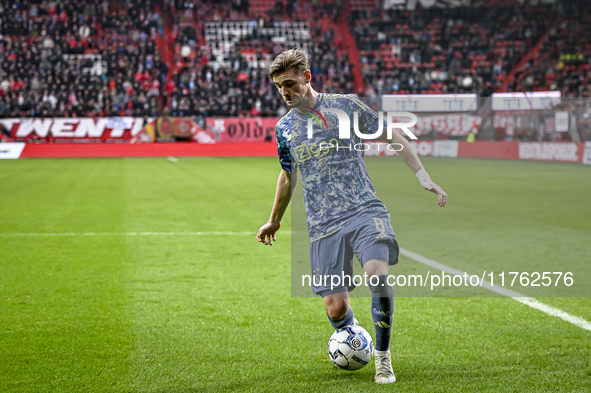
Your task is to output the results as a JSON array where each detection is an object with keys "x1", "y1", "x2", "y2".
[{"x1": 256, "y1": 48, "x2": 447, "y2": 384}]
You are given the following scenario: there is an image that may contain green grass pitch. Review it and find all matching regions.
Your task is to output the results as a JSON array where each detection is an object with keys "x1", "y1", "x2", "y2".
[{"x1": 1, "y1": 156, "x2": 590, "y2": 392}]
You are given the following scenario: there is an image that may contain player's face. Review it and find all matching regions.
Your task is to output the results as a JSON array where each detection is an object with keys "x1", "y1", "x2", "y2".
[{"x1": 273, "y1": 69, "x2": 310, "y2": 109}]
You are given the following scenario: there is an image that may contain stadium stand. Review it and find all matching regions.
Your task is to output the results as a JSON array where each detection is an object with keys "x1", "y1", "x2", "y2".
[
  {"x1": 352, "y1": 4, "x2": 555, "y2": 96},
  {"x1": 161, "y1": 0, "x2": 354, "y2": 117},
  {"x1": 0, "y1": 0, "x2": 589, "y2": 119},
  {"x1": 506, "y1": 0, "x2": 591, "y2": 97},
  {"x1": 0, "y1": 0, "x2": 166, "y2": 118}
]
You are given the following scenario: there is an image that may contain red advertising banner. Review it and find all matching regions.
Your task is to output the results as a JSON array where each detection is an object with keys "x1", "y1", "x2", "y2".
[
  {"x1": 205, "y1": 118, "x2": 278, "y2": 143},
  {"x1": 0, "y1": 117, "x2": 280, "y2": 144},
  {"x1": 517, "y1": 142, "x2": 583, "y2": 162},
  {"x1": 16, "y1": 142, "x2": 276, "y2": 158},
  {"x1": 0, "y1": 140, "x2": 587, "y2": 162},
  {"x1": 365, "y1": 140, "x2": 436, "y2": 157},
  {"x1": 346, "y1": 140, "x2": 584, "y2": 162},
  {"x1": 0, "y1": 117, "x2": 155, "y2": 143},
  {"x1": 1, "y1": 115, "x2": 480, "y2": 143},
  {"x1": 457, "y1": 141, "x2": 586, "y2": 163}
]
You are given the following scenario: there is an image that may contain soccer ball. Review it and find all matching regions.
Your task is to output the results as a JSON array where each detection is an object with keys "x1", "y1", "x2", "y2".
[{"x1": 328, "y1": 325, "x2": 373, "y2": 370}]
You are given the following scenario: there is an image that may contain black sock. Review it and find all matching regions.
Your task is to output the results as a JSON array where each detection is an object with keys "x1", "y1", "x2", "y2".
[{"x1": 369, "y1": 274, "x2": 394, "y2": 351}]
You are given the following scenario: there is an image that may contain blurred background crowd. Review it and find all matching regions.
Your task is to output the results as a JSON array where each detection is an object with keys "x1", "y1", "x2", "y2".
[{"x1": 0, "y1": 0, "x2": 589, "y2": 118}]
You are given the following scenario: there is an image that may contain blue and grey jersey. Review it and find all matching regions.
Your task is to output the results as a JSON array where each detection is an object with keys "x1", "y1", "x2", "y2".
[{"x1": 276, "y1": 93, "x2": 389, "y2": 242}]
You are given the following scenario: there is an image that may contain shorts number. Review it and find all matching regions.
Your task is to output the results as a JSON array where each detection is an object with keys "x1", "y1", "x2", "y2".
[{"x1": 374, "y1": 217, "x2": 385, "y2": 233}]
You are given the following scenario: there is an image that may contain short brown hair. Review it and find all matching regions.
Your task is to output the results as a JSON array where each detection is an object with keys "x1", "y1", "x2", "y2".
[{"x1": 268, "y1": 48, "x2": 310, "y2": 80}]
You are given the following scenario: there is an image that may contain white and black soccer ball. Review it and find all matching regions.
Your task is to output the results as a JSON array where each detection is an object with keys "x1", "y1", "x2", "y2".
[{"x1": 328, "y1": 325, "x2": 373, "y2": 370}]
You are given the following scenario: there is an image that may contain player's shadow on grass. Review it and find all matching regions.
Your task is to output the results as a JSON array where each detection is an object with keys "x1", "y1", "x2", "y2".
[
  {"x1": 322, "y1": 372, "x2": 375, "y2": 384},
  {"x1": 146, "y1": 366, "x2": 375, "y2": 393}
]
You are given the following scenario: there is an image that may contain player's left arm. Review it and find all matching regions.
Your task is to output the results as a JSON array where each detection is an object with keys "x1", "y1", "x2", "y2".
[{"x1": 381, "y1": 130, "x2": 447, "y2": 207}]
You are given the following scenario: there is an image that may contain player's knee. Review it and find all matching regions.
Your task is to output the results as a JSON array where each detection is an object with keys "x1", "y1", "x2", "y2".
[
  {"x1": 327, "y1": 304, "x2": 348, "y2": 321},
  {"x1": 363, "y1": 258, "x2": 389, "y2": 277},
  {"x1": 325, "y1": 299, "x2": 349, "y2": 321},
  {"x1": 368, "y1": 274, "x2": 394, "y2": 298}
]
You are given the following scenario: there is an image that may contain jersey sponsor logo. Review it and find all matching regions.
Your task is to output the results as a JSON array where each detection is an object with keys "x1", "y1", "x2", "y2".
[{"x1": 292, "y1": 138, "x2": 339, "y2": 163}]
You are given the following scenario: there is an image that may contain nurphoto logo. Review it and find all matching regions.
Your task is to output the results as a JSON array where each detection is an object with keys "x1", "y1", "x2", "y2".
[{"x1": 306, "y1": 109, "x2": 418, "y2": 140}]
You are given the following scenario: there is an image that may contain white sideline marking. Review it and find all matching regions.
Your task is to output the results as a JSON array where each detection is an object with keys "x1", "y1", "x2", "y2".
[
  {"x1": 1, "y1": 230, "x2": 588, "y2": 331},
  {"x1": 400, "y1": 248, "x2": 591, "y2": 332},
  {"x1": 167, "y1": 156, "x2": 178, "y2": 163},
  {"x1": 0, "y1": 231, "x2": 260, "y2": 237}
]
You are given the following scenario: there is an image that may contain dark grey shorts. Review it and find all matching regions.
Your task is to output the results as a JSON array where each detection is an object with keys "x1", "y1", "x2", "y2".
[{"x1": 309, "y1": 209, "x2": 399, "y2": 296}]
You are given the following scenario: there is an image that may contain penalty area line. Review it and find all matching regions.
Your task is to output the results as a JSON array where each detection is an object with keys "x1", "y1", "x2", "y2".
[{"x1": 400, "y1": 248, "x2": 591, "y2": 332}]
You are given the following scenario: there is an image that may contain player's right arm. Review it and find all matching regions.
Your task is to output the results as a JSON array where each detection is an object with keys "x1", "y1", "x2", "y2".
[{"x1": 257, "y1": 168, "x2": 296, "y2": 246}]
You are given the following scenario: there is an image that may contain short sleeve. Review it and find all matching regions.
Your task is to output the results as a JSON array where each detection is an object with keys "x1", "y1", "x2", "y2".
[{"x1": 276, "y1": 124, "x2": 292, "y2": 173}]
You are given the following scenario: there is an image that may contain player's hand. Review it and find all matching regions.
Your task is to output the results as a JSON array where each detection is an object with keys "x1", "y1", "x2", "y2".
[
  {"x1": 421, "y1": 180, "x2": 448, "y2": 207},
  {"x1": 257, "y1": 221, "x2": 281, "y2": 246}
]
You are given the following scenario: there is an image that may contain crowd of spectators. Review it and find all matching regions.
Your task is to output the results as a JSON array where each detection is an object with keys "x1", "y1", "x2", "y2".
[
  {"x1": 353, "y1": 4, "x2": 555, "y2": 97},
  {"x1": 0, "y1": 0, "x2": 589, "y2": 120},
  {"x1": 507, "y1": 0, "x2": 591, "y2": 97},
  {"x1": 0, "y1": 0, "x2": 167, "y2": 118},
  {"x1": 162, "y1": 25, "x2": 351, "y2": 117},
  {"x1": 161, "y1": 0, "x2": 352, "y2": 117}
]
